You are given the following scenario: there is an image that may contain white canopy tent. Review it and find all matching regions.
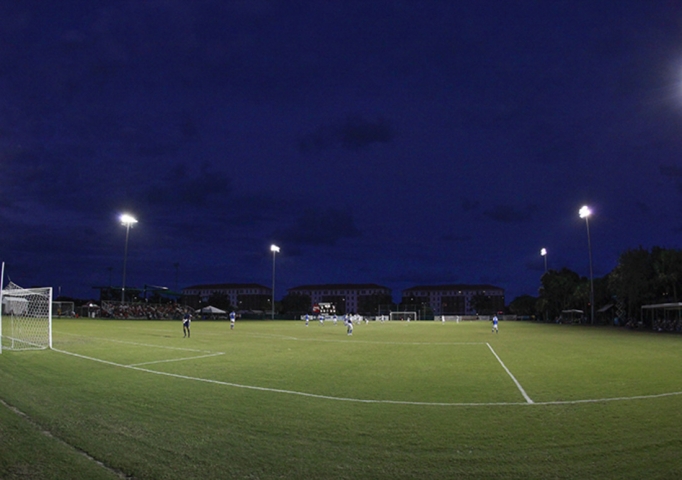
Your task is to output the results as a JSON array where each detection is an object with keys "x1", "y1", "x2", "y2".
[
  {"x1": 196, "y1": 305, "x2": 227, "y2": 315},
  {"x1": 560, "y1": 309, "x2": 584, "y2": 324},
  {"x1": 2, "y1": 295, "x2": 28, "y2": 315}
]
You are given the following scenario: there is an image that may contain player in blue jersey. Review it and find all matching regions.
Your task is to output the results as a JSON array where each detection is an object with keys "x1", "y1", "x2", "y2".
[
  {"x1": 230, "y1": 311, "x2": 236, "y2": 330},
  {"x1": 305, "y1": 313, "x2": 309, "y2": 326},
  {"x1": 492, "y1": 315, "x2": 499, "y2": 333}
]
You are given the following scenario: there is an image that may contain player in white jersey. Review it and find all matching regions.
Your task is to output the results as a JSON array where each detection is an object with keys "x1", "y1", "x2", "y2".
[
  {"x1": 183, "y1": 312, "x2": 191, "y2": 338},
  {"x1": 332, "y1": 314, "x2": 337, "y2": 325},
  {"x1": 345, "y1": 315, "x2": 353, "y2": 335}
]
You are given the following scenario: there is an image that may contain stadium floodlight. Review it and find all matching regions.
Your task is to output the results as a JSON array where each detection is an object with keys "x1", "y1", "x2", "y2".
[
  {"x1": 270, "y1": 244, "x2": 280, "y2": 319},
  {"x1": 120, "y1": 214, "x2": 138, "y2": 304},
  {"x1": 540, "y1": 248, "x2": 548, "y2": 273},
  {"x1": 578, "y1": 206, "x2": 595, "y2": 325}
]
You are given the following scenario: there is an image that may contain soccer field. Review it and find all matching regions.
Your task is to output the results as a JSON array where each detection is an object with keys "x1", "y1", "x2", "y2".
[{"x1": 1, "y1": 319, "x2": 682, "y2": 479}]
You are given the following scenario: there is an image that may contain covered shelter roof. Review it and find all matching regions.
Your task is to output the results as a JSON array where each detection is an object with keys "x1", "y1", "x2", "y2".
[
  {"x1": 196, "y1": 305, "x2": 227, "y2": 314},
  {"x1": 641, "y1": 302, "x2": 682, "y2": 330},
  {"x1": 641, "y1": 302, "x2": 682, "y2": 311}
]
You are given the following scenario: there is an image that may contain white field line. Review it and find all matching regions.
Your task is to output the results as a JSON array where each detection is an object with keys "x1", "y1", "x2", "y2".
[
  {"x1": 128, "y1": 352, "x2": 225, "y2": 367},
  {"x1": 0, "y1": 398, "x2": 129, "y2": 479},
  {"x1": 298, "y1": 340, "x2": 485, "y2": 345},
  {"x1": 243, "y1": 332, "x2": 485, "y2": 346},
  {"x1": 51, "y1": 347, "x2": 682, "y2": 407},
  {"x1": 486, "y1": 343, "x2": 534, "y2": 404},
  {"x1": 56, "y1": 330, "x2": 215, "y2": 353}
]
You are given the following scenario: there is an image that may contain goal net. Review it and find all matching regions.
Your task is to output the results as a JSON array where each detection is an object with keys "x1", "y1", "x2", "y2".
[
  {"x1": 389, "y1": 311, "x2": 418, "y2": 321},
  {"x1": 1, "y1": 282, "x2": 53, "y2": 352}
]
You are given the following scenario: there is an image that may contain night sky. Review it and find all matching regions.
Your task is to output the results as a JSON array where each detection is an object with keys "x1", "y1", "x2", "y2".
[{"x1": 2, "y1": 1, "x2": 682, "y2": 303}]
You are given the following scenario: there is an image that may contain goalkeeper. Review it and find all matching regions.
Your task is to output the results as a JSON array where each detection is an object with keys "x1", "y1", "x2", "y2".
[{"x1": 183, "y1": 312, "x2": 191, "y2": 338}]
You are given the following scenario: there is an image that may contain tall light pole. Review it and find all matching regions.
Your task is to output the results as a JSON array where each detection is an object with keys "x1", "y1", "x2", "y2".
[
  {"x1": 579, "y1": 206, "x2": 594, "y2": 325},
  {"x1": 120, "y1": 214, "x2": 138, "y2": 304},
  {"x1": 540, "y1": 247, "x2": 549, "y2": 322},
  {"x1": 270, "y1": 244, "x2": 280, "y2": 319}
]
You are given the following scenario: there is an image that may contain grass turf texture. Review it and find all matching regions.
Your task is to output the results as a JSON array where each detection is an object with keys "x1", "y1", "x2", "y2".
[{"x1": 1, "y1": 319, "x2": 682, "y2": 479}]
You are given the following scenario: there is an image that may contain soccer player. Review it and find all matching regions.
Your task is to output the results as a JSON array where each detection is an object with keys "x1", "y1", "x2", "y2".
[
  {"x1": 345, "y1": 315, "x2": 353, "y2": 335},
  {"x1": 332, "y1": 314, "x2": 337, "y2": 325},
  {"x1": 319, "y1": 313, "x2": 325, "y2": 325},
  {"x1": 230, "y1": 311, "x2": 236, "y2": 330},
  {"x1": 305, "y1": 313, "x2": 309, "y2": 326},
  {"x1": 183, "y1": 312, "x2": 191, "y2": 338},
  {"x1": 492, "y1": 315, "x2": 499, "y2": 333}
]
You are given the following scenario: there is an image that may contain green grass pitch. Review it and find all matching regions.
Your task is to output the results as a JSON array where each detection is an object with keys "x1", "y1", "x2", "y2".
[{"x1": 1, "y1": 318, "x2": 682, "y2": 479}]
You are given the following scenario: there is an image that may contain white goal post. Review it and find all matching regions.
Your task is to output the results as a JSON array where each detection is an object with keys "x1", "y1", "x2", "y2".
[
  {"x1": 1, "y1": 280, "x2": 53, "y2": 352},
  {"x1": 389, "y1": 311, "x2": 418, "y2": 321}
]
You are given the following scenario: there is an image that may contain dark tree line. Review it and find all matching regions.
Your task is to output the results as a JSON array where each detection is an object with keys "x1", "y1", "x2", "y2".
[{"x1": 509, "y1": 247, "x2": 682, "y2": 324}]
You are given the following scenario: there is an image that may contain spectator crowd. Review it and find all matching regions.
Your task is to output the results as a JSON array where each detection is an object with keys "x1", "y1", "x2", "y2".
[{"x1": 101, "y1": 302, "x2": 194, "y2": 320}]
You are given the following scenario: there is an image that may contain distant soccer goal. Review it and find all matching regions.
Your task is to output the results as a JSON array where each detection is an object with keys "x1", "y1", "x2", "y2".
[
  {"x1": 389, "y1": 311, "x2": 418, "y2": 321},
  {"x1": 1, "y1": 281, "x2": 53, "y2": 352},
  {"x1": 53, "y1": 301, "x2": 75, "y2": 317}
]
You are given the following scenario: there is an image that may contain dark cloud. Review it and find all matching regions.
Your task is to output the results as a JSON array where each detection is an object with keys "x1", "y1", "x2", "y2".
[
  {"x1": 634, "y1": 201, "x2": 651, "y2": 214},
  {"x1": 483, "y1": 205, "x2": 536, "y2": 224},
  {"x1": 658, "y1": 164, "x2": 682, "y2": 195},
  {"x1": 659, "y1": 164, "x2": 682, "y2": 178},
  {"x1": 385, "y1": 269, "x2": 463, "y2": 288},
  {"x1": 273, "y1": 208, "x2": 361, "y2": 248},
  {"x1": 460, "y1": 198, "x2": 480, "y2": 212},
  {"x1": 298, "y1": 116, "x2": 394, "y2": 152},
  {"x1": 141, "y1": 162, "x2": 232, "y2": 210},
  {"x1": 441, "y1": 234, "x2": 471, "y2": 243},
  {"x1": 339, "y1": 117, "x2": 394, "y2": 150}
]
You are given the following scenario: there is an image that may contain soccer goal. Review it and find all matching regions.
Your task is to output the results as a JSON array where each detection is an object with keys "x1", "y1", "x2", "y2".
[
  {"x1": 53, "y1": 301, "x2": 75, "y2": 317},
  {"x1": 389, "y1": 311, "x2": 418, "y2": 321},
  {"x1": 1, "y1": 281, "x2": 53, "y2": 352}
]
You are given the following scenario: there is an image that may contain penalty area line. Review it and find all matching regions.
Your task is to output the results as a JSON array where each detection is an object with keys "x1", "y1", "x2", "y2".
[
  {"x1": 51, "y1": 347, "x2": 682, "y2": 407},
  {"x1": 52, "y1": 347, "x2": 525, "y2": 406},
  {"x1": 54, "y1": 331, "x2": 216, "y2": 353},
  {"x1": 487, "y1": 343, "x2": 534, "y2": 404}
]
